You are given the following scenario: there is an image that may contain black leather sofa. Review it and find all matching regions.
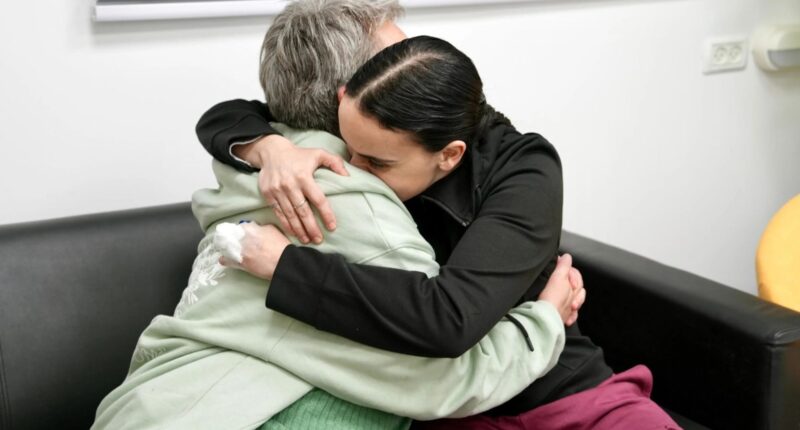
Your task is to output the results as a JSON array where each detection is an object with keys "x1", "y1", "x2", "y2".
[{"x1": 1, "y1": 202, "x2": 798, "y2": 430}]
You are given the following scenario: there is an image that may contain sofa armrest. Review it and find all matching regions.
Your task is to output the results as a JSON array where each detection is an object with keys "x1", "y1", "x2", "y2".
[
  {"x1": 0, "y1": 203, "x2": 203, "y2": 430},
  {"x1": 560, "y1": 231, "x2": 800, "y2": 430}
]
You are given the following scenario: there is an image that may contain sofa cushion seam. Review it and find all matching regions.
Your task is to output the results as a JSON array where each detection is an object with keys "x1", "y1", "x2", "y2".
[{"x1": 0, "y1": 338, "x2": 12, "y2": 429}]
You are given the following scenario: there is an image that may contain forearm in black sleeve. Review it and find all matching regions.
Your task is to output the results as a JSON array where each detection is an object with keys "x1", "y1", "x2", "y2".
[
  {"x1": 195, "y1": 99, "x2": 279, "y2": 172},
  {"x1": 269, "y1": 246, "x2": 463, "y2": 357}
]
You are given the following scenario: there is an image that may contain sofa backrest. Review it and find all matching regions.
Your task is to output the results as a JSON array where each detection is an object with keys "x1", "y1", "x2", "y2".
[{"x1": 0, "y1": 203, "x2": 203, "y2": 430}]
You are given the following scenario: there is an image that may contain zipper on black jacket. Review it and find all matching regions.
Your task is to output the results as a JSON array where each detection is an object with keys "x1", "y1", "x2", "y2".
[{"x1": 420, "y1": 195, "x2": 471, "y2": 227}]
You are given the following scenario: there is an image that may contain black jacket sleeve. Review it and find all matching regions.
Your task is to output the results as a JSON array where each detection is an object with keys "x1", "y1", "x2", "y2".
[
  {"x1": 195, "y1": 99, "x2": 279, "y2": 172},
  {"x1": 266, "y1": 133, "x2": 563, "y2": 358}
]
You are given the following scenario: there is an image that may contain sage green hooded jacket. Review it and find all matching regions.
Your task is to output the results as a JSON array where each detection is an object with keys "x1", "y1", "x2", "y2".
[{"x1": 91, "y1": 124, "x2": 565, "y2": 430}]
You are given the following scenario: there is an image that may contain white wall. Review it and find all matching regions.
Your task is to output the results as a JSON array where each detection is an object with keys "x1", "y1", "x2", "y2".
[{"x1": 1, "y1": 0, "x2": 798, "y2": 294}]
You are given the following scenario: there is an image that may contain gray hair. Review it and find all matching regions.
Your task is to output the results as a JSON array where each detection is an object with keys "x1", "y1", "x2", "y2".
[{"x1": 259, "y1": 0, "x2": 403, "y2": 135}]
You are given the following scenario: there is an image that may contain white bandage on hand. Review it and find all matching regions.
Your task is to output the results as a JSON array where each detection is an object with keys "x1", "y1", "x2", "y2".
[{"x1": 213, "y1": 222, "x2": 247, "y2": 264}]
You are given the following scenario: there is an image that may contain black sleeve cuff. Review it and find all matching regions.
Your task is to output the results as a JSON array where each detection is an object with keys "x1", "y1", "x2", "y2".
[
  {"x1": 210, "y1": 114, "x2": 281, "y2": 173},
  {"x1": 265, "y1": 245, "x2": 333, "y2": 327},
  {"x1": 196, "y1": 99, "x2": 281, "y2": 173}
]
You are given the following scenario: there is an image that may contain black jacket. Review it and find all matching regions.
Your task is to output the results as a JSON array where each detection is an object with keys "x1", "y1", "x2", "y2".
[{"x1": 196, "y1": 100, "x2": 612, "y2": 415}]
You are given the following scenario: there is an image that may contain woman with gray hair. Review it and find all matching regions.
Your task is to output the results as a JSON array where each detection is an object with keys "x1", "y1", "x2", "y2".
[
  {"x1": 92, "y1": 2, "x2": 586, "y2": 430},
  {"x1": 201, "y1": 0, "x2": 407, "y2": 243}
]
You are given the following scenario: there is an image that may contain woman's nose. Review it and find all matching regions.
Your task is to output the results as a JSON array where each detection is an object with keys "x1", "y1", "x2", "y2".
[{"x1": 350, "y1": 155, "x2": 367, "y2": 170}]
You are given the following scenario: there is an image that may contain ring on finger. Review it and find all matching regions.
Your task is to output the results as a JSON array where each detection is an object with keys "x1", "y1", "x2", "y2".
[{"x1": 293, "y1": 199, "x2": 308, "y2": 209}]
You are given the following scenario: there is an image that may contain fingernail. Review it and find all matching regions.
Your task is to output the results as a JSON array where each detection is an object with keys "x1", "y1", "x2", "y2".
[
  {"x1": 327, "y1": 223, "x2": 336, "y2": 231},
  {"x1": 313, "y1": 236, "x2": 322, "y2": 244},
  {"x1": 300, "y1": 236, "x2": 309, "y2": 244}
]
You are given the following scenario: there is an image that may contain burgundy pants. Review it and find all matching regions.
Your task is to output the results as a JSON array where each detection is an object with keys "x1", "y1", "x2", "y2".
[{"x1": 413, "y1": 365, "x2": 681, "y2": 430}]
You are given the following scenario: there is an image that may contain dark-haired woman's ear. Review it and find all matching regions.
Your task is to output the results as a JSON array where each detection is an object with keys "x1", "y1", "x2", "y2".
[
  {"x1": 337, "y1": 86, "x2": 346, "y2": 103},
  {"x1": 438, "y1": 140, "x2": 467, "y2": 173}
]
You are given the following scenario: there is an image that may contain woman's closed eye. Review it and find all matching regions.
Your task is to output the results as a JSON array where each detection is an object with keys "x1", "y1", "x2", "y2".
[{"x1": 367, "y1": 157, "x2": 390, "y2": 169}]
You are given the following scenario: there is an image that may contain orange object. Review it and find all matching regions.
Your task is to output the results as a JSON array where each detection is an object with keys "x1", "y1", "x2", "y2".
[{"x1": 757, "y1": 194, "x2": 800, "y2": 312}]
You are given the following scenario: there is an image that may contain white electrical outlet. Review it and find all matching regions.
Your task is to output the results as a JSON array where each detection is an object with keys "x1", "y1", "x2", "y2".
[{"x1": 703, "y1": 37, "x2": 748, "y2": 74}]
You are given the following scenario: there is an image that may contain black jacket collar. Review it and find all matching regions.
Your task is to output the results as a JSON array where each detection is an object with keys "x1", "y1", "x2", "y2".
[
  {"x1": 419, "y1": 152, "x2": 476, "y2": 227},
  {"x1": 417, "y1": 118, "x2": 510, "y2": 226},
  {"x1": 415, "y1": 108, "x2": 519, "y2": 227}
]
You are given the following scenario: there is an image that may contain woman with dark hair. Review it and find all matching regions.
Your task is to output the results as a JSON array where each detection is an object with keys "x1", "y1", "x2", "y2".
[
  {"x1": 203, "y1": 35, "x2": 680, "y2": 430},
  {"x1": 337, "y1": 35, "x2": 500, "y2": 203}
]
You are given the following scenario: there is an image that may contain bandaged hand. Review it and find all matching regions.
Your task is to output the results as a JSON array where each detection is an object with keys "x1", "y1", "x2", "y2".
[{"x1": 215, "y1": 222, "x2": 290, "y2": 280}]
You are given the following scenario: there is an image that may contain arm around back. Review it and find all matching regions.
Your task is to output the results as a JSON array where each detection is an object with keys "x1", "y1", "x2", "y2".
[
  {"x1": 195, "y1": 99, "x2": 278, "y2": 172},
  {"x1": 268, "y1": 297, "x2": 565, "y2": 420},
  {"x1": 267, "y1": 133, "x2": 564, "y2": 358},
  {"x1": 264, "y1": 188, "x2": 566, "y2": 419}
]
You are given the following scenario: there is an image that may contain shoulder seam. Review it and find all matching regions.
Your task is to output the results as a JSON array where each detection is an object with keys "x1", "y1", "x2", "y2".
[
  {"x1": 355, "y1": 243, "x2": 433, "y2": 266},
  {"x1": 359, "y1": 193, "x2": 393, "y2": 252}
]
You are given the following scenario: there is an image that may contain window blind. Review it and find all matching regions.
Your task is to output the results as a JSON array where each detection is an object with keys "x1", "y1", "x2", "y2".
[{"x1": 93, "y1": 0, "x2": 537, "y2": 22}]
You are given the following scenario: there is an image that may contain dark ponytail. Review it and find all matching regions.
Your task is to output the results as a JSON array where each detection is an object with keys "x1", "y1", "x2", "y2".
[
  {"x1": 475, "y1": 98, "x2": 511, "y2": 145},
  {"x1": 345, "y1": 35, "x2": 506, "y2": 152}
]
